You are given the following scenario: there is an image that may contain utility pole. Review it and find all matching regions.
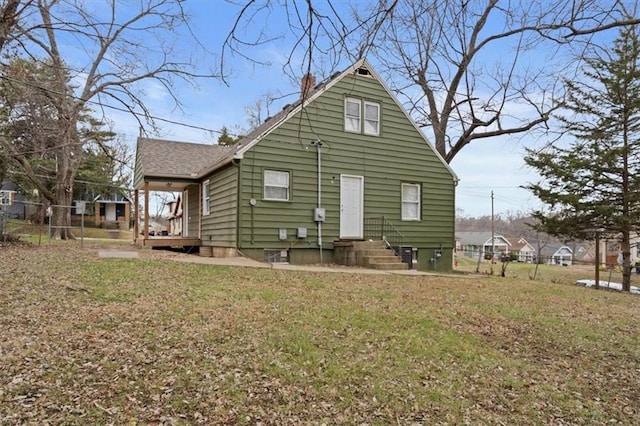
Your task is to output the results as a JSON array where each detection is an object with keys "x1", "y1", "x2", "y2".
[{"x1": 491, "y1": 190, "x2": 495, "y2": 274}]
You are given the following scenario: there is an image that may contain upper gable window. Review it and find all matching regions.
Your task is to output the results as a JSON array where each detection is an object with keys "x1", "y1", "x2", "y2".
[
  {"x1": 264, "y1": 170, "x2": 289, "y2": 201},
  {"x1": 345, "y1": 98, "x2": 361, "y2": 133},
  {"x1": 364, "y1": 101, "x2": 380, "y2": 136},
  {"x1": 344, "y1": 97, "x2": 380, "y2": 136}
]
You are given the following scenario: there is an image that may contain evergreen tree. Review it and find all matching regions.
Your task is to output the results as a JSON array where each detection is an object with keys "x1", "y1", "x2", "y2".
[
  {"x1": 525, "y1": 24, "x2": 640, "y2": 292},
  {"x1": 0, "y1": 58, "x2": 126, "y2": 226},
  {"x1": 217, "y1": 126, "x2": 238, "y2": 146}
]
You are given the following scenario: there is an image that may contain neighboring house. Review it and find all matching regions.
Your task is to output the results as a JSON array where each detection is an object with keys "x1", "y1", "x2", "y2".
[
  {"x1": 456, "y1": 231, "x2": 510, "y2": 259},
  {"x1": 71, "y1": 193, "x2": 132, "y2": 229},
  {"x1": 0, "y1": 181, "x2": 30, "y2": 220},
  {"x1": 93, "y1": 194, "x2": 132, "y2": 228},
  {"x1": 133, "y1": 58, "x2": 458, "y2": 271},
  {"x1": 540, "y1": 244, "x2": 573, "y2": 265},
  {"x1": 505, "y1": 236, "x2": 535, "y2": 263},
  {"x1": 166, "y1": 196, "x2": 183, "y2": 236},
  {"x1": 571, "y1": 243, "x2": 595, "y2": 264}
]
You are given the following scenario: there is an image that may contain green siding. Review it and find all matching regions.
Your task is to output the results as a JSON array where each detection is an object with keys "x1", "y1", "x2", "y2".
[
  {"x1": 201, "y1": 164, "x2": 238, "y2": 247},
  {"x1": 237, "y1": 73, "x2": 456, "y2": 271},
  {"x1": 185, "y1": 184, "x2": 200, "y2": 238},
  {"x1": 133, "y1": 149, "x2": 144, "y2": 189}
]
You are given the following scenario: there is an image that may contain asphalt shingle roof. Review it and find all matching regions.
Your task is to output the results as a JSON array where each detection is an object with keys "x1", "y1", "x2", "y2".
[{"x1": 136, "y1": 138, "x2": 233, "y2": 180}]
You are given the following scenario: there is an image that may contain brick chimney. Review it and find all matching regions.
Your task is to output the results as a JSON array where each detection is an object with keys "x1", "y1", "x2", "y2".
[{"x1": 301, "y1": 73, "x2": 316, "y2": 97}]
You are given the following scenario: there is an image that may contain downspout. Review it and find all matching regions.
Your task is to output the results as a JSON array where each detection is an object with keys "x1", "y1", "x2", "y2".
[{"x1": 312, "y1": 140, "x2": 323, "y2": 264}]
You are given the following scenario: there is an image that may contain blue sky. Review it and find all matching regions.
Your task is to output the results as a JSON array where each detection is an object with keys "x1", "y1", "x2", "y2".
[{"x1": 99, "y1": 1, "x2": 570, "y2": 218}]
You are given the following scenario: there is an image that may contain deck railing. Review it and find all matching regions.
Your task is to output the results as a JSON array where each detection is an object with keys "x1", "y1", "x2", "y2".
[{"x1": 363, "y1": 216, "x2": 404, "y2": 255}]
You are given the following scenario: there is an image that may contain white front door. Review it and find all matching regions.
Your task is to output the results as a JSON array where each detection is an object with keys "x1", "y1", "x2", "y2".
[
  {"x1": 340, "y1": 175, "x2": 364, "y2": 239},
  {"x1": 105, "y1": 204, "x2": 116, "y2": 221}
]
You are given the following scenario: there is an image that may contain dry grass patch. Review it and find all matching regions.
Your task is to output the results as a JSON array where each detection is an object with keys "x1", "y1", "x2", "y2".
[{"x1": 1, "y1": 244, "x2": 639, "y2": 424}]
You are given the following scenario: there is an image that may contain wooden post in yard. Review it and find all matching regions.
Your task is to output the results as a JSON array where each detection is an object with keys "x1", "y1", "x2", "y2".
[
  {"x1": 133, "y1": 189, "x2": 139, "y2": 242},
  {"x1": 144, "y1": 182, "x2": 149, "y2": 240}
]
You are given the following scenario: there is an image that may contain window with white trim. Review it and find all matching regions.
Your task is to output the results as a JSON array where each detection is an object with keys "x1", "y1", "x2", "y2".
[
  {"x1": 344, "y1": 97, "x2": 361, "y2": 133},
  {"x1": 364, "y1": 101, "x2": 380, "y2": 135},
  {"x1": 264, "y1": 170, "x2": 289, "y2": 201},
  {"x1": 345, "y1": 97, "x2": 381, "y2": 136},
  {"x1": 0, "y1": 190, "x2": 14, "y2": 206},
  {"x1": 202, "y1": 180, "x2": 210, "y2": 216},
  {"x1": 401, "y1": 183, "x2": 421, "y2": 221}
]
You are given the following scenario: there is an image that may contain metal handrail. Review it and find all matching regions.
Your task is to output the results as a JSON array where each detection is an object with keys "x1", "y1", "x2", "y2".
[{"x1": 364, "y1": 216, "x2": 404, "y2": 255}]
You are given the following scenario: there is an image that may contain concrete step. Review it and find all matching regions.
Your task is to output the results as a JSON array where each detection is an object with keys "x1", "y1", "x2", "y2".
[
  {"x1": 365, "y1": 255, "x2": 403, "y2": 264},
  {"x1": 358, "y1": 249, "x2": 394, "y2": 257},
  {"x1": 370, "y1": 262, "x2": 409, "y2": 271},
  {"x1": 351, "y1": 240, "x2": 386, "y2": 250},
  {"x1": 360, "y1": 254, "x2": 407, "y2": 269}
]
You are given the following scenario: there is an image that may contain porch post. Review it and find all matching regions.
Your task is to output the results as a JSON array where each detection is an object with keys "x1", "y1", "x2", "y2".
[
  {"x1": 133, "y1": 189, "x2": 139, "y2": 242},
  {"x1": 144, "y1": 182, "x2": 149, "y2": 238}
]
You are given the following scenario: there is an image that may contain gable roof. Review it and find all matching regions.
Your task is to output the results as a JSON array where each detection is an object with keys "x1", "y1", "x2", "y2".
[
  {"x1": 540, "y1": 244, "x2": 573, "y2": 256},
  {"x1": 135, "y1": 58, "x2": 458, "y2": 186},
  {"x1": 226, "y1": 58, "x2": 457, "y2": 181},
  {"x1": 93, "y1": 194, "x2": 132, "y2": 203},
  {"x1": 456, "y1": 231, "x2": 509, "y2": 246},
  {"x1": 505, "y1": 236, "x2": 534, "y2": 251}
]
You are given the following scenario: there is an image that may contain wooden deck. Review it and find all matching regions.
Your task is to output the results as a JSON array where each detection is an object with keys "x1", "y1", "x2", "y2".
[{"x1": 135, "y1": 236, "x2": 201, "y2": 248}]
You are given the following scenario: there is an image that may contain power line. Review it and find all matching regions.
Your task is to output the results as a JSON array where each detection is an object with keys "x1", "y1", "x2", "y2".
[
  {"x1": 6, "y1": 170, "x2": 130, "y2": 190},
  {"x1": 0, "y1": 74, "x2": 240, "y2": 138}
]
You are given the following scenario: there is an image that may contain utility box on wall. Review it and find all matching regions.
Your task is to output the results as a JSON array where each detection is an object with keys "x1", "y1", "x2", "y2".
[{"x1": 314, "y1": 208, "x2": 326, "y2": 222}]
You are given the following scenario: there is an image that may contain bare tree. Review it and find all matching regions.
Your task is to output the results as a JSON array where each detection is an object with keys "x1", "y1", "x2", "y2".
[
  {"x1": 225, "y1": 1, "x2": 640, "y2": 163},
  {"x1": 222, "y1": 0, "x2": 399, "y2": 83},
  {"x1": 0, "y1": 0, "x2": 23, "y2": 52},
  {"x1": 368, "y1": 0, "x2": 640, "y2": 163},
  {"x1": 1, "y1": 0, "x2": 217, "y2": 238},
  {"x1": 244, "y1": 95, "x2": 270, "y2": 132}
]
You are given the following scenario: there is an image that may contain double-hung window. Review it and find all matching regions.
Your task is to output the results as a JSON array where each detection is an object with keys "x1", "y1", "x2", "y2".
[
  {"x1": 401, "y1": 183, "x2": 421, "y2": 221},
  {"x1": 264, "y1": 170, "x2": 289, "y2": 201},
  {"x1": 363, "y1": 101, "x2": 380, "y2": 135},
  {"x1": 202, "y1": 180, "x2": 210, "y2": 216},
  {"x1": 344, "y1": 97, "x2": 361, "y2": 133},
  {"x1": 345, "y1": 97, "x2": 380, "y2": 135}
]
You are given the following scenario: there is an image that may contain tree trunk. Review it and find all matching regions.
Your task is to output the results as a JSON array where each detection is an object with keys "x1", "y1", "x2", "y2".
[
  {"x1": 51, "y1": 185, "x2": 72, "y2": 239},
  {"x1": 50, "y1": 118, "x2": 81, "y2": 239},
  {"x1": 621, "y1": 232, "x2": 631, "y2": 292}
]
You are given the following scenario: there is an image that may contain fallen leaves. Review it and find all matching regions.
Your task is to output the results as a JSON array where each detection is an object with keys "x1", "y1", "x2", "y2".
[{"x1": 1, "y1": 243, "x2": 639, "y2": 424}]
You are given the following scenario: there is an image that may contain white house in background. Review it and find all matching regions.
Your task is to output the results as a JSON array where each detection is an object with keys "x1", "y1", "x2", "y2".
[
  {"x1": 540, "y1": 244, "x2": 573, "y2": 265},
  {"x1": 456, "y1": 231, "x2": 510, "y2": 259},
  {"x1": 505, "y1": 236, "x2": 535, "y2": 263}
]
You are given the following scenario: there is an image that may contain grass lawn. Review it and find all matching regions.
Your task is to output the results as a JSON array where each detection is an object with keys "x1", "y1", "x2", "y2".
[
  {"x1": 3, "y1": 219, "x2": 133, "y2": 244},
  {"x1": 1, "y1": 243, "x2": 639, "y2": 424}
]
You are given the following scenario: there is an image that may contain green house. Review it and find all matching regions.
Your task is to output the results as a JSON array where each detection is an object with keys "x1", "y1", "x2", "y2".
[{"x1": 133, "y1": 58, "x2": 458, "y2": 271}]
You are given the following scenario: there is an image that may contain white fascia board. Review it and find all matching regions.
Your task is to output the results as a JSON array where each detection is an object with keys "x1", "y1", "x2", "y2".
[{"x1": 359, "y1": 58, "x2": 459, "y2": 183}]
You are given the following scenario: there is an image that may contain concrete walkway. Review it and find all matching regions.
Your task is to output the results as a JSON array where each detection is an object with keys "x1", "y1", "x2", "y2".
[
  {"x1": 98, "y1": 250, "x2": 139, "y2": 259},
  {"x1": 97, "y1": 246, "x2": 474, "y2": 278},
  {"x1": 166, "y1": 251, "x2": 464, "y2": 277}
]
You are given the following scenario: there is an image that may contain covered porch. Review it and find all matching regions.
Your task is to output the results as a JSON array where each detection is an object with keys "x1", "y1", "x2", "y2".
[
  {"x1": 133, "y1": 137, "x2": 238, "y2": 250},
  {"x1": 133, "y1": 179, "x2": 202, "y2": 249}
]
